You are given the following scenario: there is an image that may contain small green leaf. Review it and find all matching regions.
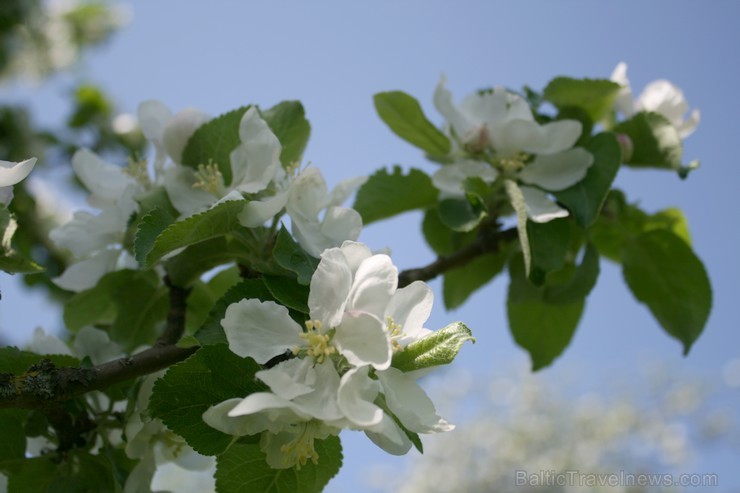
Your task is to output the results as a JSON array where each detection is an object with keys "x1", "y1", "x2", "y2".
[
  {"x1": 526, "y1": 218, "x2": 570, "y2": 286},
  {"x1": 392, "y1": 322, "x2": 475, "y2": 372},
  {"x1": 543, "y1": 243, "x2": 600, "y2": 304},
  {"x1": 443, "y1": 250, "x2": 508, "y2": 309},
  {"x1": 165, "y1": 236, "x2": 251, "y2": 287},
  {"x1": 149, "y1": 345, "x2": 266, "y2": 456},
  {"x1": 0, "y1": 347, "x2": 79, "y2": 374},
  {"x1": 437, "y1": 197, "x2": 485, "y2": 233},
  {"x1": 194, "y1": 278, "x2": 275, "y2": 346},
  {"x1": 507, "y1": 254, "x2": 585, "y2": 370},
  {"x1": 134, "y1": 207, "x2": 176, "y2": 265},
  {"x1": 353, "y1": 166, "x2": 439, "y2": 224},
  {"x1": 622, "y1": 229, "x2": 711, "y2": 355},
  {"x1": 553, "y1": 133, "x2": 621, "y2": 227},
  {"x1": 139, "y1": 199, "x2": 247, "y2": 268},
  {"x1": 543, "y1": 77, "x2": 622, "y2": 122},
  {"x1": 215, "y1": 437, "x2": 342, "y2": 493},
  {"x1": 374, "y1": 91, "x2": 451, "y2": 156},
  {"x1": 614, "y1": 112, "x2": 682, "y2": 169},
  {"x1": 273, "y1": 227, "x2": 319, "y2": 285},
  {"x1": 181, "y1": 106, "x2": 250, "y2": 185},
  {"x1": 263, "y1": 276, "x2": 310, "y2": 314},
  {"x1": 261, "y1": 101, "x2": 310, "y2": 168}
]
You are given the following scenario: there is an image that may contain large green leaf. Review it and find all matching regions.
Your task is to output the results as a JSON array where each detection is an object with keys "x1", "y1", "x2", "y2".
[
  {"x1": 6, "y1": 453, "x2": 115, "y2": 493},
  {"x1": 543, "y1": 77, "x2": 621, "y2": 122},
  {"x1": 109, "y1": 271, "x2": 168, "y2": 351},
  {"x1": 526, "y1": 218, "x2": 570, "y2": 286},
  {"x1": 133, "y1": 207, "x2": 176, "y2": 265},
  {"x1": 621, "y1": 229, "x2": 711, "y2": 355},
  {"x1": 392, "y1": 322, "x2": 474, "y2": 373},
  {"x1": 421, "y1": 207, "x2": 477, "y2": 256},
  {"x1": 353, "y1": 166, "x2": 438, "y2": 224},
  {"x1": 261, "y1": 101, "x2": 310, "y2": 168},
  {"x1": 136, "y1": 199, "x2": 247, "y2": 268},
  {"x1": 149, "y1": 345, "x2": 266, "y2": 456},
  {"x1": 553, "y1": 133, "x2": 621, "y2": 227},
  {"x1": 443, "y1": 250, "x2": 508, "y2": 309},
  {"x1": 373, "y1": 91, "x2": 450, "y2": 156},
  {"x1": 507, "y1": 254, "x2": 586, "y2": 370},
  {"x1": 614, "y1": 112, "x2": 682, "y2": 169},
  {"x1": 215, "y1": 438, "x2": 342, "y2": 493},
  {"x1": 181, "y1": 106, "x2": 250, "y2": 185}
]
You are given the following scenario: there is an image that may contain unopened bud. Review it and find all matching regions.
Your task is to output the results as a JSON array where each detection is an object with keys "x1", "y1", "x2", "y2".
[{"x1": 616, "y1": 133, "x2": 633, "y2": 162}]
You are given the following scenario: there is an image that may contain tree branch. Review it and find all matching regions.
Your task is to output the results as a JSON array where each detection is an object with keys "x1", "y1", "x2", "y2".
[
  {"x1": 0, "y1": 278, "x2": 197, "y2": 410},
  {"x1": 398, "y1": 226, "x2": 517, "y2": 288}
]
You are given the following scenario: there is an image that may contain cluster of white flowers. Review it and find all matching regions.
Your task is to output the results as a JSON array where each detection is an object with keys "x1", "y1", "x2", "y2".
[
  {"x1": 49, "y1": 102, "x2": 363, "y2": 290},
  {"x1": 203, "y1": 241, "x2": 453, "y2": 469}
]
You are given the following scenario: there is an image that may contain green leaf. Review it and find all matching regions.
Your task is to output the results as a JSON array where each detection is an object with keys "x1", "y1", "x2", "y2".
[
  {"x1": 138, "y1": 199, "x2": 247, "y2": 268},
  {"x1": 149, "y1": 345, "x2": 266, "y2": 456},
  {"x1": 392, "y1": 322, "x2": 475, "y2": 372},
  {"x1": 353, "y1": 166, "x2": 439, "y2": 224},
  {"x1": 507, "y1": 254, "x2": 585, "y2": 370},
  {"x1": 0, "y1": 410, "x2": 26, "y2": 462},
  {"x1": 614, "y1": 112, "x2": 682, "y2": 169},
  {"x1": 215, "y1": 438, "x2": 342, "y2": 493},
  {"x1": 263, "y1": 276, "x2": 310, "y2": 314},
  {"x1": 437, "y1": 197, "x2": 485, "y2": 233},
  {"x1": 63, "y1": 270, "x2": 142, "y2": 332},
  {"x1": 0, "y1": 207, "x2": 43, "y2": 274},
  {"x1": 165, "y1": 236, "x2": 251, "y2": 287},
  {"x1": 373, "y1": 91, "x2": 450, "y2": 156},
  {"x1": 553, "y1": 133, "x2": 621, "y2": 227},
  {"x1": 273, "y1": 227, "x2": 319, "y2": 285},
  {"x1": 543, "y1": 243, "x2": 600, "y2": 304},
  {"x1": 181, "y1": 106, "x2": 250, "y2": 185},
  {"x1": 109, "y1": 271, "x2": 167, "y2": 351},
  {"x1": 543, "y1": 77, "x2": 621, "y2": 122},
  {"x1": 261, "y1": 101, "x2": 310, "y2": 168},
  {"x1": 0, "y1": 347, "x2": 79, "y2": 373},
  {"x1": 6, "y1": 453, "x2": 115, "y2": 493},
  {"x1": 134, "y1": 207, "x2": 176, "y2": 265},
  {"x1": 421, "y1": 207, "x2": 477, "y2": 256},
  {"x1": 195, "y1": 278, "x2": 275, "y2": 346},
  {"x1": 621, "y1": 229, "x2": 711, "y2": 355},
  {"x1": 526, "y1": 218, "x2": 570, "y2": 286},
  {"x1": 443, "y1": 250, "x2": 508, "y2": 309}
]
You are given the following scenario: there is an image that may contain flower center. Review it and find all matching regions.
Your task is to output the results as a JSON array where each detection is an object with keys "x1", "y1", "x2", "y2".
[
  {"x1": 280, "y1": 420, "x2": 321, "y2": 469},
  {"x1": 464, "y1": 124, "x2": 491, "y2": 153},
  {"x1": 292, "y1": 320, "x2": 336, "y2": 364},
  {"x1": 493, "y1": 152, "x2": 529, "y2": 178},
  {"x1": 125, "y1": 158, "x2": 151, "y2": 186},
  {"x1": 386, "y1": 316, "x2": 405, "y2": 353},
  {"x1": 192, "y1": 161, "x2": 225, "y2": 196}
]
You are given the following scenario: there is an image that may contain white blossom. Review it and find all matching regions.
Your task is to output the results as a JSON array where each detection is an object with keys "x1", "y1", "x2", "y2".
[{"x1": 0, "y1": 158, "x2": 37, "y2": 205}]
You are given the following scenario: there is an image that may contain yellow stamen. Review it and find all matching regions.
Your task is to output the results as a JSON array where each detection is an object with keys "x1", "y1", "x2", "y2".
[
  {"x1": 386, "y1": 316, "x2": 405, "y2": 353},
  {"x1": 124, "y1": 158, "x2": 151, "y2": 186},
  {"x1": 280, "y1": 421, "x2": 321, "y2": 469},
  {"x1": 192, "y1": 161, "x2": 225, "y2": 195},
  {"x1": 298, "y1": 320, "x2": 335, "y2": 363}
]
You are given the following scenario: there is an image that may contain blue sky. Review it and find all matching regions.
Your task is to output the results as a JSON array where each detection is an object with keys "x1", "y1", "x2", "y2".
[{"x1": 2, "y1": 1, "x2": 739, "y2": 491}]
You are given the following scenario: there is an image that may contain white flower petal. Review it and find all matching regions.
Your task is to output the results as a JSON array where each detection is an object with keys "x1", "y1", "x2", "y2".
[
  {"x1": 293, "y1": 206, "x2": 362, "y2": 258},
  {"x1": 0, "y1": 157, "x2": 36, "y2": 187},
  {"x1": 287, "y1": 167, "x2": 328, "y2": 221},
  {"x1": 221, "y1": 299, "x2": 303, "y2": 364},
  {"x1": 677, "y1": 108, "x2": 700, "y2": 139},
  {"x1": 291, "y1": 362, "x2": 344, "y2": 421},
  {"x1": 364, "y1": 414, "x2": 413, "y2": 455},
  {"x1": 433, "y1": 75, "x2": 475, "y2": 141},
  {"x1": 518, "y1": 147, "x2": 594, "y2": 191},
  {"x1": 53, "y1": 249, "x2": 121, "y2": 292},
  {"x1": 338, "y1": 241, "x2": 373, "y2": 274},
  {"x1": 137, "y1": 100, "x2": 172, "y2": 143},
  {"x1": 519, "y1": 185, "x2": 570, "y2": 223},
  {"x1": 334, "y1": 311, "x2": 391, "y2": 370},
  {"x1": 378, "y1": 367, "x2": 454, "y2": 434},
  {"x1": 338, "y1": 366, "x2": 383, "y2": 427},
  {"x1": 162, "y1": 108, "x2": 211, "y2": 164},
  {"x1": 229, "y1": 107, "x2": 281, "y2": 193},
  {"x1": 202, "y1": 398, "x2": 255, "y2": 436},
  {"x1": 309, "y1": 248, "x2": 352, "y2": 327},
  {"x1": 348, "y1": 254, "x2": 398, "y2": 316},
  {"x1": 228, "y1": 392, "x2": 310, "y2": 433},
  {"x1": 73, "y1": 326, "x2": 121, "y2": 365},
  {"x1": 256, "y1": 359, "x2": 316, "y2": 400},
  {"x1": 327, "y1": 176, "x2": 368, "y2": 208},
  {"x1": 27, "y1": 328, "x2": 72, "y2": 356},
  {"x1": 72, "y1": 149, "x2": 139, "y2": 209},
  {"x1": 501, "y1": 119, "x2": 582, "y2": 155},
  {"x1": 163, "y1": 166, "x2": 218, "y2": 216},
  {"x1": 432, "y1": 160, "x2": 498, "y2": 197},
  {"x1": 238, "y1": 189, "x2": 289, "y2": 227},
  {"x1": 386, "y1": 281, "x2": 433, "y2": 343},
  {"x1": 610, "y1": 62, "x2": 636, "y2": 117},
  {"x1": 50, "y1": 208, "x2": 128, "y2": 258}
]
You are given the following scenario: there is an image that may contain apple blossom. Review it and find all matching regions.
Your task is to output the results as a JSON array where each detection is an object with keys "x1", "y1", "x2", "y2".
[{"x1": 0, "y1": 157, "x2": 37, "y2": 205}]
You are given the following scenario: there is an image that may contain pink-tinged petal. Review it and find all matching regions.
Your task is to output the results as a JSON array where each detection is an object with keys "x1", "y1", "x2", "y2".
[
  {"x1": 221, "y1": 299, "x2": 302, "y2": 364},
  {"x1": 378, "y1": 368, "x2": 454, "y2": 434},
  {"x1": 432, "y1": 160, "x2": 498, "y2": 197},
  {"x1": 518, "y1": 147, "x2": 594, "y2": 191},
  {"x1": 338, "y1": 366, "x2": 383, "y2": 427},
  {"x1": 348, "y1": 254, "x2": 398, "y2": 316},
  {"x1": 334, "y1": 311, "x2": 392, "y2": 370},
  {"x1": 309, "y1": 248, "x2": 352, "y2": 327},
  {"x1": 256, "y1": 359, "x2": 315, "y2": 400},
  {"x1": 53, "y1": 249, "x2": 121, "y2": 292},
  {"x1": 386, "y1": 281, "x2": 433, "y2": 342},
  {"x1": 364, "y1": 414, "x2": 413, "y2": 455},
  {"x1": 163, "y1": 108, "x2": 211, "y2": 164},
  {"x1": 0, "y1": 157, "x2": 36, "y2": 187},
  {"x1": 519, "y1": 185, "x2": 570, "y2": 223},
  {"x1": 230, "y1": 107, "x2": 281, "y2": 194}
]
